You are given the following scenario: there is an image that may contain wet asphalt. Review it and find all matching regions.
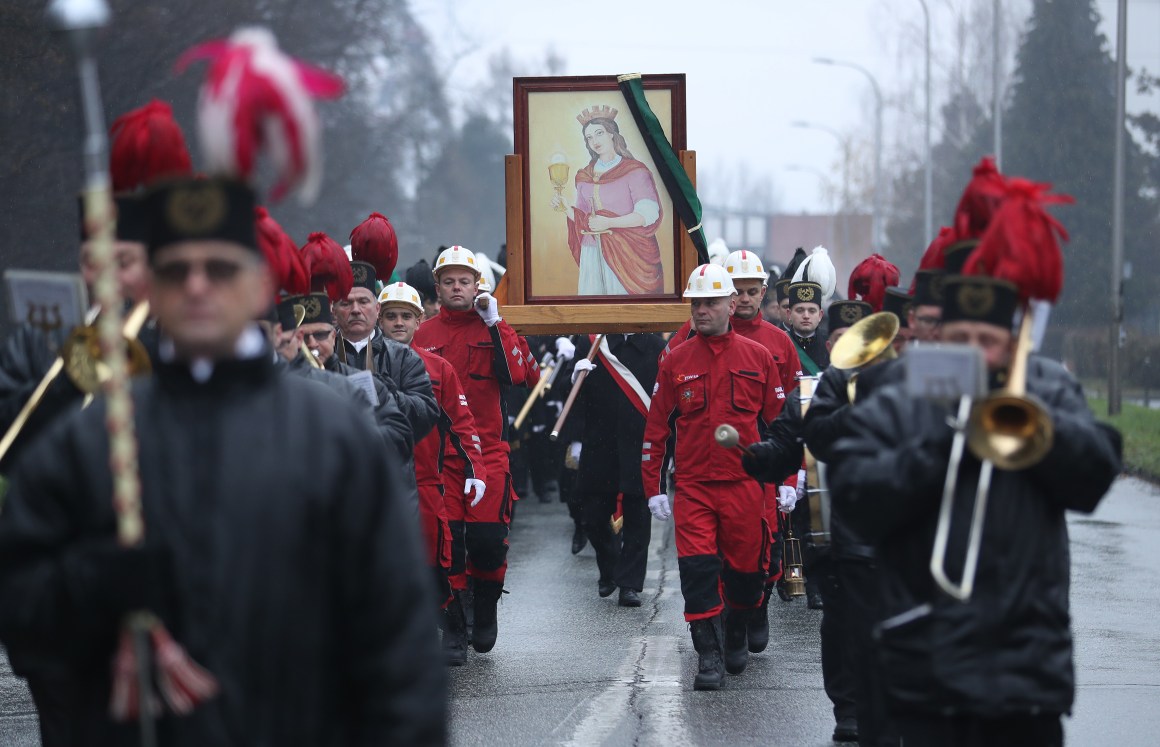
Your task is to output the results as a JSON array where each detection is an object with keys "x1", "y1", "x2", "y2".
[{"x1": 1, "y1": 477, "x2": 1157, "y2": 746}]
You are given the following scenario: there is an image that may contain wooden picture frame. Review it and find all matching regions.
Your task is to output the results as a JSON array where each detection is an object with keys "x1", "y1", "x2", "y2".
[{"x1": 503, "y1": 74, "x2": 699, "y2": 334}]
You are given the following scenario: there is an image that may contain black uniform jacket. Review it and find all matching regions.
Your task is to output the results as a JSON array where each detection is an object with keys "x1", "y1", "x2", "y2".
[
  {"x1": 827, "y1": 357, "x2": 1121, "y2": 718},
  {"x1": 573, "y1": 333, "x2": 665, "y2": 495},
  {"x1": 338, "y1": 328, "x2": 438, "y2": 445},
  {"x1": 0, "y1": 351, "x2": 445, "y2": 745}
]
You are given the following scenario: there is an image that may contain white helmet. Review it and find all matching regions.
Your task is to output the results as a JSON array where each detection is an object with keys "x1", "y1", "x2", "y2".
[
  {"x1": 476, "y1": 273, "x2": 492, "y2": 293},
  {"x1": 433, "y1": 245, "x2": 480, "y2": 277},
  {"x1": 683, "y1": 263, "x2": 737, "y2": 298},
  {"x1": 377, "y1": 282, "x2": 424, "y2": 314},
  {"x1": 724, "y1": 250, "x2": 768, "y2": 284}
]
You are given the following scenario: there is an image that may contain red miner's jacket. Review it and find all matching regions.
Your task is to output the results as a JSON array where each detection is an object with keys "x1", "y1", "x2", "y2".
[
  {"x1": 662, "y1": 314, "x2": 802, "y2": 395},
  {"x1": 411, "y1": 345, "x2": 486, "y2": 488},
  {"x1": 412, "y1": 307, "x2": 529, "y2": 453},
  {"x1": 643, "y1": 330, "x2": 785, "y2": 496}
]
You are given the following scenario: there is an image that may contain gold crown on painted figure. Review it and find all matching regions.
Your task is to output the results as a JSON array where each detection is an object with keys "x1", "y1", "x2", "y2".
[{"x1": 577, "y1": 105, "x2": 619, "y2": 127}]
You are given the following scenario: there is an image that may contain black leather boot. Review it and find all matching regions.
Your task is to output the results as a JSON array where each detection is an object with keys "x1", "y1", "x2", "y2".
[
  {"x1": 747, "y1": 589, "x2": 771, "y2": 653},
  {"x1": 723, "y1": 608, "x2": 749, "y2": 674},
  {"x1": 689, "y1": 617, "x2": 725, "y2": 691},
  {"x1": 571, "y1": 521, "x2": 587, "y2": 555},
  {"x1": 471, "y1": 580, "x2": 504, "y2": 653},
  {"x1": 441, "y1": 597, "x2": 468, "y2": 666}
]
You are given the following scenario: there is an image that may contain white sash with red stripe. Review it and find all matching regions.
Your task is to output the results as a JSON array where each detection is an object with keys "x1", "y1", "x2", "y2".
[{"x1": 590, "y1": 334, "x2": 651, "y2": 417}]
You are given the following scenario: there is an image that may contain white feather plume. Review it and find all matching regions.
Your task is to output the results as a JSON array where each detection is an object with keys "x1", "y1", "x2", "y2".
[{"x1": 791, "y1": 245, "x2": 837, "y2": 303}]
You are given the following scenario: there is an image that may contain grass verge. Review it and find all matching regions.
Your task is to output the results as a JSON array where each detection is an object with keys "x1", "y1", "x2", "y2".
[{"x1": 1088, "y1": 397, "x2": 1160, "y2": 483}]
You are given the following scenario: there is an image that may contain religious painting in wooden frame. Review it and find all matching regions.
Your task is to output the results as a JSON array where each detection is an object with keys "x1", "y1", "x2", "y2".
[{"x1": 503, "y1": 74, "x2": 699, "y2": 334}]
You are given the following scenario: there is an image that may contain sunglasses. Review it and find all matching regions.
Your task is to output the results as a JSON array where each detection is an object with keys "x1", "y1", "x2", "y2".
[
  {"x1": 153, "y1": 258, "x2": 246, "y2": 286},
  {"x1": 303, "y1": 329, "x2": 334, "y2": 342}
]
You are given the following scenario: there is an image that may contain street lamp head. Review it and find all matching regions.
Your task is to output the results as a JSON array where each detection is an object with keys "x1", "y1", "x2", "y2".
[
  {"x1": 790, "y1": 120, "x2": 812, "y2": 129},
  {"x1": 813, "y1": 57, "x2": 835, "y2": 66},
  {"x1": 46, "y1": 0, "x2": 110, "y2": 31}
]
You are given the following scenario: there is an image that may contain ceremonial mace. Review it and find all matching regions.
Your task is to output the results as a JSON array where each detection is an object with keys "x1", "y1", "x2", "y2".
[
  {"x1": 549, "y1": 334, "x2": 605, "y2": 441},
  {"x1": 47, "y1": 2, "x2": 216, "y2": 741}
]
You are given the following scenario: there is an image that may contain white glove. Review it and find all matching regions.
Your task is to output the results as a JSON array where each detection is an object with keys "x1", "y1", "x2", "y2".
[
  {"x1": 796, "y1": 468, "x2": 807, "y2": 501},
  {"x1": 555, "y1": 336, "x2": 576, "y2": 362},
  {"x1": 571, "y1": 358, "x2": 597, "y2": 385},
  {"x1": 564, "y1": 441, "x2": 582, "y2": 469},
  {"x1": 474, "y1": 292, "x2": 501, "y2": 327},
  {"x1": 648, "y1": 494, "x2": 672, "y2": 521},
  {"x1": 465, "y1": 478, "x2": 486, "y2": 507},
  {"x1": 777, "y1": 485, "x2": 799, "y2": 512}
]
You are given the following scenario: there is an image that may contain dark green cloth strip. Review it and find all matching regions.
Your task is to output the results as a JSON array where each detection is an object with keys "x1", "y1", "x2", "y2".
[
  {"x1": 617, "y1": 74, "x2": 709, "y2": 265},
  {"x1": 793, "y1": 339, "x2": 821, "y2": 376}
]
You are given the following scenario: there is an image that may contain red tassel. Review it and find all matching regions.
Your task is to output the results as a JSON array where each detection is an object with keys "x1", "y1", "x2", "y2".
[
  {"x1": 109, "y1": 100, "x2": 193, "y2": 192},
  {"x1": 301, "y1": 232, "x2": 353, "y2": 302},
  {"x1": 109, "y1": 628, "x2": 140, "y2": 721},
  {"x1": 256, "y1": 207, "x2": 311, "y2": 296},
  {"x1": 349, "y1": 212, "x2": 399, "y2": 281},
  {"x1": 847, "y1": 253, "x2": 900, "y2": 312},
  {"x1": 150, "y1": 625, "x2": 220, "y2": 715},
  {"x1": 952, "y1": 157, "x2": 1008, "y2": 244},
  {"x1": 963, "y1": 177, "x2": 1073, "y2": 303}
]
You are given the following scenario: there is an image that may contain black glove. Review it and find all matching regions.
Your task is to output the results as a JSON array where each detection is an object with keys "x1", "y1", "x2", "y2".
[
  {"x1": 741, "y1": 442, "x2": 777, "y2": 481},
  {"x1": 60, "y1": 538, "x2": 170, "y2": 624}
]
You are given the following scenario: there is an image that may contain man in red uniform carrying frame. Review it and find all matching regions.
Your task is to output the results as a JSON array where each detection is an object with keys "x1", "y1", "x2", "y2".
[
  {"x1": 412, "y1": 245, "x2": 530, "y2": 655},
  {"x1": 643, "y1": 263, "x2": 785, "y2": 691},
  {"x1": 378, "y1": 281, "x2": 487, "y2": 666}
]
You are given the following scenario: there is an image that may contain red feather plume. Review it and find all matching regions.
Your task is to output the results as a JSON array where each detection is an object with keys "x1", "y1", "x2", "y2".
[
  {"x1": 848, "y1": 253, "x2": 900, "y2": 312},
  {"x1": 301, "y1": 232, "x2": 353, "y2": 302},
  {"x1": 916, "y1": 226, "x2": 955, "y2": 271},
  {"x1": 176, "y1": 28, "x2": 344, "y2": 204},
  {"x1": 349, "y1": 212, "x2": 399, "y2": 281},
  {"x1": 109, "y1": 100, "x2": 193, "y2": 192},
  {"x1": 952, "y1": 157, "x2": 1007, "y2": 243},
  {"x1": 962, "y1": 178, "x2": 1073, "y2": 303},
  {"x1": 255, "y1": 207, "x2": 310, "y2": 297}
]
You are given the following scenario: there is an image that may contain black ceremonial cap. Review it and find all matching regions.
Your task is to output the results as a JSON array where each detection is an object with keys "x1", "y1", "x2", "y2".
[
  {"x1": 787, "y1": 281, "x2": 822, "y2": 307},
  {"x1": 912, "y1": 269, "x2": 945, "y2": 307},
  {"x1": 942, "y1": 240, "x2": 976, "y2": 275},
  {"x1": 774, "y1": 277, "x2": 792, "y2": 302},
  {"x1": 405, "y1": 259, "x2": 437, "y2": 304},
  {"x1": 144, "y1": 177, "x2": 257, "y2": 258},
  {"x1": 941, "y1": 276, "x2": 1018, "y2": 329},
  {"x1": 350, "y1": 260, "x2": 377, "y2": 293},
  {"x1": 277, "y1": 292, "x2": 333, "y2": 329},
  {"x1": 827, "y1": 300, "x2": 873, "y2": 330},
  {"x1": 883, "y1": 287, "x2": 913, "y2": 329},
  {"x1": 78, "y1": 193, "x2": 148, "y2": 244}
]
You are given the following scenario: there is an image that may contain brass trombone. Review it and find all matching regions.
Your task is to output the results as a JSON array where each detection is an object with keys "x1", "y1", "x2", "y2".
[
  {"x1": 0, "y1": 301, "x2": 152, "y2": 464},
  {"x1": 929, "y1": 306, "x2": 1053, "y2": 601}
]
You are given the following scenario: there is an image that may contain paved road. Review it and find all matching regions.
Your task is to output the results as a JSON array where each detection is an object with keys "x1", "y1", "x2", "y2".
[{"x1": 1, "y1": 477, "x2": 1157, "y2": 746}]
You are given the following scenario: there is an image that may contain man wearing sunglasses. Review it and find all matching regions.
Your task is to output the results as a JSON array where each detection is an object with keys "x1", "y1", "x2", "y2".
[{"x1": 0, "y1": 177, "x2": 445, "y2": 744}]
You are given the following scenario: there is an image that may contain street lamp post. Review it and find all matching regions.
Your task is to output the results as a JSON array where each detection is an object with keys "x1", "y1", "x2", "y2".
[
  {"x1": 917, "y1": 0, "x2": 933, "y2": 245},
  {"x1": 1109, "y1": 0, "x2": 1128, "y2": 416},
  {"x1": 790, "y1": 120, "x2": 850, "y2": 250},
  {"x1": 814, "y1": 57, "x2": 884, "y2": 251}
]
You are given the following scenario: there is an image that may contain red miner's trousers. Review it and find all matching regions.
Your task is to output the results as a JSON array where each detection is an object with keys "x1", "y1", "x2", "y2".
[
  {"x1": 417, "y1": 482, "x2": 453, "y2": 608},
  {"x1": 443, "y1": 451, "x2": 514, "y2": 589},
  {"x1": 763, "y1": 484, "x2": 784, "y2": 586},
  {"x1": 674, "y1": 479, "x2": 768, "y2": 621}
]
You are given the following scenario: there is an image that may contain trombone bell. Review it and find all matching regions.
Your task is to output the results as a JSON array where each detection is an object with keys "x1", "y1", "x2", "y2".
[{"x1": 829, "y1": 311, "x2": 900, "y2": 371}]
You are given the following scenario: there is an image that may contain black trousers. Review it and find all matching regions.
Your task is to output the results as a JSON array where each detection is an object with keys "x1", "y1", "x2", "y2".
[
  {"x1": 896, "y1": 713, "x2": 1062, "y2": 747},
  {"x1": 581, "y1": 491, "x2": 651, "y2": 591},
  {"x1": 838, "y1": 558, "x2": 897, "y2": 746},
  {"x1": 817, "y1": 555, "x2": 857, "y2": 723},
  {"x1": 28, "y1": 674, "x2": 78, "y2": 747}
]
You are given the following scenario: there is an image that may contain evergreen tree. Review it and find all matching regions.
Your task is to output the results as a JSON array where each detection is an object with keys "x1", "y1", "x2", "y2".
[{"x1": 1002, "y1": 0, "x2": 1159, "y2": 329}]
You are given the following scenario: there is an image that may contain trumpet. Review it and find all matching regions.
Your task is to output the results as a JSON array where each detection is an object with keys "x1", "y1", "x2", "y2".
[
  {"x1": 929, "y1": 306, "x2": 1052, "y2": 601},
  {"x1": 0, "y1": 301, "x2": 152, "y2": 464},
  {"x1": 829, "y1": 311, "x2": 899, "y2": 402}
]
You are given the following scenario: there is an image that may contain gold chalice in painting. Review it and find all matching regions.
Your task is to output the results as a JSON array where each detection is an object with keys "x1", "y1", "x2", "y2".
[{"x1": 548, "y1": 153, "x2": 569, "y2": 213}]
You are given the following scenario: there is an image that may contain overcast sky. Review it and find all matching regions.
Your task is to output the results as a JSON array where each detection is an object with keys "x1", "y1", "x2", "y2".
[{"x1": 410, "y1": 0, "x2": 1159, "y2": 215}]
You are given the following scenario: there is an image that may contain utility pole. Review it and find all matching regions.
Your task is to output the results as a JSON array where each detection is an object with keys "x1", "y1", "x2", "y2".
[{"x1": 1109, "y1": 0, "x2": 1127, "y2": 415}]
